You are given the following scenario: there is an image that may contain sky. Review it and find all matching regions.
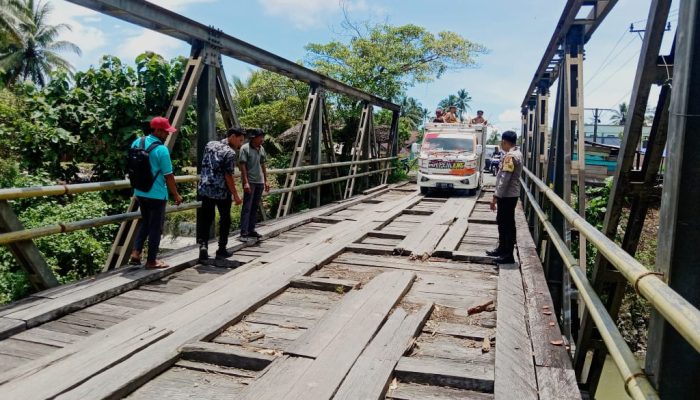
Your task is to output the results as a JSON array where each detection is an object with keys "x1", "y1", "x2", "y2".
[{"x1": 48, "y1": 0, "x2": 679, "y2": 135}]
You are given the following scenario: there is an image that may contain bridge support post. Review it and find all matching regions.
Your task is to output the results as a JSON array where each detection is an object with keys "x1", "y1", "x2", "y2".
[
  {"x1": 344, "y1": 103, "x2": 371, "y2": 199},
  {"x1": 309, "y1": 89, "x2": 323, "y2": 208},
  {"x1": 646, "y1": 1, "x2": 700, "y2": 397},
  {"x1": 195, "y1": 51, "x2": 218, "y2": 238},
  {"x1": 574, "y1": 0, "x2": 674, "y2": 392}
]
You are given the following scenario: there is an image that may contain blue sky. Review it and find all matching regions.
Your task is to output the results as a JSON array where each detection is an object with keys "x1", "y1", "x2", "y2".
[{"x1": 50, "y1": 0, "x2": 678, "y2": 134}]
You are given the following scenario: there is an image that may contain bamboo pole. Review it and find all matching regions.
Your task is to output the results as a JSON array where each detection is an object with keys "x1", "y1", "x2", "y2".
[
  {"x1": 0, "y1": 158, "x2": 396, "y2": 201},
  {"x1": 523, "y1": 167, "x2": 700, "y2": 354},
  {"x1": 0, "y1": 165, "x2": 396, "y2": 246},
  {"x1": 521, "y1": 179, "x2": 658, "y2": 400}
]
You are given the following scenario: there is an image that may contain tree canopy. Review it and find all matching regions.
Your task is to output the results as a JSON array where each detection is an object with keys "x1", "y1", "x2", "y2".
[{"x1": 305, "y1": 23, "x2": 486, "y2": 102}]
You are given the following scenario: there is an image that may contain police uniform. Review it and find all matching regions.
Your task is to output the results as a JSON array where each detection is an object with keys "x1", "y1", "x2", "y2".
[{"x1": 492, "y1": 146, "x2": 523, "y2": 261}]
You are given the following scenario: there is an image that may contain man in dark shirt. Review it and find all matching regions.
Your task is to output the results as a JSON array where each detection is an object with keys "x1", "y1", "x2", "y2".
[{"x1": 197, "y1": 128, "x2": 245, "y2": 260}]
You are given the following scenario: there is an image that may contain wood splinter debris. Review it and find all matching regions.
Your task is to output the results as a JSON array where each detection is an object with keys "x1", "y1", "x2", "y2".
[
  {"x1": 482, "y1": 336, "x2": 492, "y2": 353},
  {"x1": 468, "y1": 300, "x2": 495, "y2": 315}
]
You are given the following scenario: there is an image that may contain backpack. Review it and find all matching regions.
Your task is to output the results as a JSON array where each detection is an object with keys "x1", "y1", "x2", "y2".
[{"x1": 127, "y1": 137, "x2": 162, "y2": 192}]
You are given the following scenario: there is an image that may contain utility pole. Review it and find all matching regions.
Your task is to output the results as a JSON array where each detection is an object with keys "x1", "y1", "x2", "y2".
[{"x1": 584, "y1": 107, "x2": 616, "y2": 144}]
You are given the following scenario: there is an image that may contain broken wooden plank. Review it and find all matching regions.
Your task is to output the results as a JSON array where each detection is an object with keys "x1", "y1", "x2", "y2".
[
  {"x1": 395, "y1": 356, "x2": 494, "y2": 392},
  {"x1": 289, "y1": 276, "x2": 358, "y2": 292},
  {"x1": 179, "y1": 341, "x2": 274, "y2": 371},
  {"x1": 345, "y1": 242, "x2": 395, "y2": 255},
  {"x1": 422, "y1": 321, "x2": 494, "y2": 340},
  {"x1": 387, "y1": 382, "x2": 494, "y2": 400},
  {"x1": 334, "y1": 303, "x2": 433, "y2": 400},
  {"x1": 494, "y1": 263, "x2": 538, "y2": 400},
  {"x1": 286, "y1": 270, "x2": 416, "y2": 359}
]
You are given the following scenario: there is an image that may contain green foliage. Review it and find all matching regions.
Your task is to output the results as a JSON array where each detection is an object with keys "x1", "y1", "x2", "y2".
[
  {"x1": 439, "y1": 89, "x2": 472, "y2": 121},
  {"x1": 0, "y1": 190, "x2": 115, "y2": 304},
  {"x1": 306, "y1": 23, "x2": 486, "y2": 102},
  {"x1": 5, "y1": 53, "x2": 196, "y2": 182},
  {"x1": 0, "y1": 0, "x2": 81, "y2": 86}
]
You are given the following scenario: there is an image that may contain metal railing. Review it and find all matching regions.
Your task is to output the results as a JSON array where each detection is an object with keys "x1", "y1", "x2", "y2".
[
  {"x1": 0, "y1": 158, "x2": 396, "y2": 246},
  {"x1": 521, "y1": 167, "x2": 700, "y2": 400}
]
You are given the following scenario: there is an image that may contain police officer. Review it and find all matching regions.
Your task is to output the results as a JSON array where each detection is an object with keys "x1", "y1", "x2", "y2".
[{"x1": 486, "y1": 130, "x2": 522, "y2": 264}]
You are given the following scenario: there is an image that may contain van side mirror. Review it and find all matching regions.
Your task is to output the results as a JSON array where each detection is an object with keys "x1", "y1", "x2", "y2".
[
  {"x1": 476, "y1": 144, "x2": 483, "y2": 155},
  {"x1": 411, "y1": 143, "x2": 420, "y2": 154}
]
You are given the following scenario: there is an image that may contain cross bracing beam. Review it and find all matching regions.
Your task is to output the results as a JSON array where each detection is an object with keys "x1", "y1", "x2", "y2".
[
  {"x1": 65, "y1": 0, "x2": 400, "y2": 112},
  {"x1": 521, "y1": 0, "x2": 617, "y2": 108}
]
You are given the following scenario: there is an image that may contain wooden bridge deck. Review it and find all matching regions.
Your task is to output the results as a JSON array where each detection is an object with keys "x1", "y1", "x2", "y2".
[{"x1": 0, "y1": 182, "x2": 580, "y2": 399}]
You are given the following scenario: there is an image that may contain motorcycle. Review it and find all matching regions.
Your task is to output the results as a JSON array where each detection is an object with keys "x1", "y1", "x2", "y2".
[{"x1": 490, "y1": 152, "x2": 502, "y2": 176}]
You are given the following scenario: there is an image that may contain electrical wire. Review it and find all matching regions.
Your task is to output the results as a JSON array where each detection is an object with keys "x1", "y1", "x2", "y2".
[
  {"x1": 587, "y1": 46, "x2": 642, "y2": 97},
  {"x1": 585, "y1": 34, "x2": 639, "y2": 88},
  {"x1": 584, "y1": 29, "x2": 628, "y2": 87}
]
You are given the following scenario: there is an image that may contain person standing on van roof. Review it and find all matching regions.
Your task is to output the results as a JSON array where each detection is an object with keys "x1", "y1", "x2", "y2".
[
  {"x1": 433, "y1": 109, "x2": 445, "y2": 123},
  {"x1": 197, "y1": 128, "x2": 245, "y2": 261},
  {"x1": 470, "y1": 110, "x2": 488, "y2": 125},
  {"x1": 129, "y1": 117, "x2": 183, "y2": 269},
  {"x1": 487, "y1": 130, "x2": 522, "y2": 264},
  {"x1": 443, "y1": 106, "x2": 459, "y2": 123}
]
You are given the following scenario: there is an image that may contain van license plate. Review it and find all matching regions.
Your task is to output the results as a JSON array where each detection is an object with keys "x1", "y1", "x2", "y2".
[{"x1": 436, "y1": 183, "x2": 454, "y2": 189}]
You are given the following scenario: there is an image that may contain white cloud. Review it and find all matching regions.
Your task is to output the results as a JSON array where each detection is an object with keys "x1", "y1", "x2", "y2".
[
  {"x1": 149, "y1": 0, "x2": 218, "y2": 12},
  {"x1": 258, "y1": 0, "x2": 379, "y2": 29},
  {"x1": 116, "y1": 30, "x2": 186, "y2": 61},
  {"x1": 492, "y1": 108, "x2": 523, "y2": 134},
  {"x1": 47, "y1": 1, "x2": 107, "y2": 66}
]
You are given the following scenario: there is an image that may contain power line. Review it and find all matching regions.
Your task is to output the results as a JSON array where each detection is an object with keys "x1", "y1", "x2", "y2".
[
  {"x1": 584, "y1": 29, "x2": 628, "y2": 87},
  {"x1": 608, "y1": 89, "x2": 633, "y2": 110},
  {"x1": 587, "y1": 48, "x2": 641, "y2": 97},
  {"x1": 585, "y1": 34, "x2": 638, "y2": 88}
]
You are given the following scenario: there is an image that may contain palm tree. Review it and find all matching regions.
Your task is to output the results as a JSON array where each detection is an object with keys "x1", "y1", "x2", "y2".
[
  {"x1": 609, "y1": 102, "x2": 628, "y2": 126},
  {"x1": 0, "y1": 0, "x2": 81, "y2": 86},
  {"x1": 438, "y1": 94, "x2": 459, "y2": 111},
  {"x1": 399, "y1": 96, "x2": 424, "y2": 131},
  {"x1": 0, "y1": 0, "x2": 25, "y2": 45},
  {"x1": 454, "y1": 89, "x2": 472, "y2": 121}
]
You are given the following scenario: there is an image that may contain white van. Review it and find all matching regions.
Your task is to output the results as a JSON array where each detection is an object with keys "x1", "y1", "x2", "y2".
[{"x1": 417, "y1": 123, "x2": 486, "y2": 195}]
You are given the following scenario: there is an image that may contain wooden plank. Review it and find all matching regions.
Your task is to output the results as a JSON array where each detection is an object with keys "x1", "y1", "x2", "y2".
[
  {"x1": 411, "y1": 335, "x2": 494, "y2": 364},
  {"x1": 238, "y1": 356, "x2": 313, "y2": 400},
  {"x1": 0, "y1": 353, "x2": 31, "y2": 374},
  {"x1": 0, "y1": 318, "x2": 25, "y2": 340},
  {"x1": 367, "y1": 230, "x2": 406, "y2": 239},
  {"x1": 387, "y1": 382, "x2": 494, "y2": 400},
  {"x1": 535, "y1": 366, "x2": 581, "y2": 400},
  {"x1": 179, "y1": 341, "x2": 275, "y2": 371},
  {"x1": 125, "y1": 365, "x2": 251, "y2": 400},
  {"x1": 395, "y1": 356, "x2": 494, "y2": 392},
  {"x1": 422, "y1": 321, "x2": 494, "y2": 341},
  {"x1": 514, "y1": 205, "x2": 572, "y2": 369},
  {"x1": 289, "y1": 275, "x2": 358, "y2": 292},
  {"x1": 453, "y1": 251, "x2": 496, "y2": 265},
  {"x1": 334, "y1": 304, "x2": 432, "y2": 400},
  {"x1": 286, "y1": 271, "x2": 415, "y2": 358},
  {"x1": 362, "y1": 236, "x2": 401, "y2": 246},
  {"x1": 40, "y1": 320, "x2": 105, "y2": 336},
  {"x1": 173, "y1": 359, "x2": 257, "y2": 378},
  {"x1": 345, "y1": 242, "x2": 395, "y2": 255},
  {"x1": 494, "y1": 263, "x2": 538, "y2": 400},
  {"x1": 0, "y1": 327, "x2": 172, "y2": 399},
  {"x1": 0, "y1": 338, "x2": 59, "y2": 359},
  {"x1": 13, "y1": 327, "x2": 82, "y2": 348}
]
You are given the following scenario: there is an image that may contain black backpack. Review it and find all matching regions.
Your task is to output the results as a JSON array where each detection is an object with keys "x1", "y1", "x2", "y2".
[{"x1": 127, "y1": 137, "x2": 162, "y2": 192}]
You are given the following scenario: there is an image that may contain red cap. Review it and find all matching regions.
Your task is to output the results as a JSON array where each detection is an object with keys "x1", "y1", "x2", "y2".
[{"x1": 150, "y1": 116, "x2": 176, "y2": 133}]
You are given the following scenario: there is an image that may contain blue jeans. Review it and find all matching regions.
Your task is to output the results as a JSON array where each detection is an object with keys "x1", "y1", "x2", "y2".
[
  {"x1": 134, "y1": 196, "x2": 166, "y2": 263},
  {"x1": 240, "y1": 183, "x2": 264, "y2": 235}
]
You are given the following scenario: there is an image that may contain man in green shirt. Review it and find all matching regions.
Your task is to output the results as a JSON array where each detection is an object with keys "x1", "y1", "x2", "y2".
[{"x1": 238, "y1": 128, "x2": 269, "y2": 241}]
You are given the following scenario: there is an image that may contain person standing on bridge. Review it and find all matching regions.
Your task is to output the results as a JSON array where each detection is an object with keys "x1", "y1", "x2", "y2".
[
  {"x1": 487, "y1": 130, "x2": 522, "y2": 264},
  {"x1": 238, "y1": 128, "x2": 270, "y2": 242},
  {"x1": 129, "y1": 117, "x2": 183, "y2": 269},
  {"x1": 197, "y1": 128, "x2": 245, "y2": 261}
]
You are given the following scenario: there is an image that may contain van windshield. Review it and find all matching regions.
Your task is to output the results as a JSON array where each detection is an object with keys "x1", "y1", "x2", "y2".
[{"x1": 422, "y1": 135, "x2": 474, "y2": 152}]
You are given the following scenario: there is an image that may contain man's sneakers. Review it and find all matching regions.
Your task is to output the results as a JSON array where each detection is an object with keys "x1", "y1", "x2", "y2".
[
  {"x1": 216, "y1": 249, "x2": 234, "y2": 260},
  {"x1": 495, "y1": 255, "x2": 516, "y2": 264},
  {"x1": 485, "y1": 248, "x2": 502, "y2": 257},
  {"x1": 198, "y1": 244, "x2": 209, "y2": 261},
  {"x1": 249, "y1": 231, "x2": 262, "y2": 239}
]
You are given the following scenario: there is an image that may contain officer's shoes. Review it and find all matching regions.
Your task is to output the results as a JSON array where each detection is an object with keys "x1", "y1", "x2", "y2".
[
  {"x1": 198, "y1": 244, "x2": 209, "y2": 261},
  {"x1": 486, "y1": 248, "x2": 502, "y2": 257},
  {"x1": 249, "y1": 231, "x2": 263, "y2": 239},
  {"x1": 238, "y1": 234, "x2": 249, "y2": 242},
  {"x1": 495, "y1": 255, "x2": 516, "y2": 264},
  {"x1": 215, "y1": 249, "x2": 234, "y2": 260}
]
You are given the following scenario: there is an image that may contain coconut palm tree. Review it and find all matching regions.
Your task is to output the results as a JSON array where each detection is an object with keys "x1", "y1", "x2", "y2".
[
  {"x1": 0, "y1": 0, "x2": 81, "y2": 86},
  {"x1": 454, "y1": 89, "x2": 472, "y2": 121},
  {"x1": 609, "y1": 102, "x2": 628, "y2": 126},
  {"x1": 0, "y1": 0, "x2": 25, "y2": 45},
  {"x1": 399, "y1": 96, "x2": 424, "y2": 131}
]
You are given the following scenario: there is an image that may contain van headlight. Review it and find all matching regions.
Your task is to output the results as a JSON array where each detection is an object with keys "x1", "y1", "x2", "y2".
[{"x1": 421, "y1": 176, "x2": 430, "y2": 182}]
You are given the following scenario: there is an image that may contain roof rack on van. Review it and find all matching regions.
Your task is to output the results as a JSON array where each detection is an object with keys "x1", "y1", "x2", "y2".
[{"x1": 424, "y1": 123, "x2": 486, "y2": 133}]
